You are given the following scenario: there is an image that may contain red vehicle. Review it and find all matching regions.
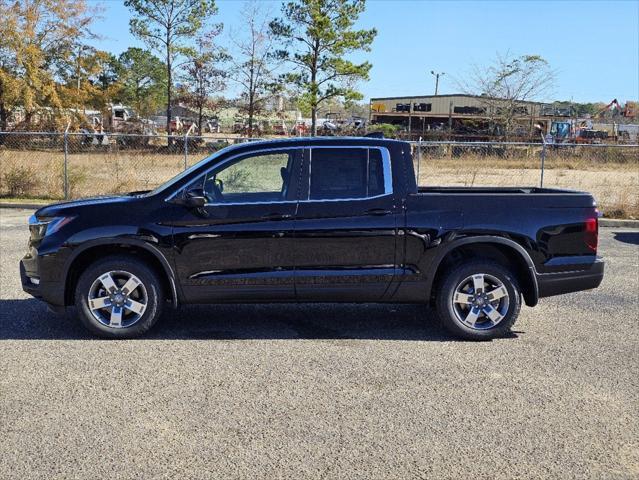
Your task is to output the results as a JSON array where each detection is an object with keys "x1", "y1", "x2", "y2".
[
  {"x1": 170, "y1": 117, "x2": 197, "y2": 134},
  {"x1": 291, "y1": 121, "x2": 309, "y2": 136}
]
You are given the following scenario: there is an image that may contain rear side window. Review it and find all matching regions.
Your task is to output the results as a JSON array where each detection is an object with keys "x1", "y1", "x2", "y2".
[{"x1": 309, "y1": 148, "x2": 388, "y2": 200}]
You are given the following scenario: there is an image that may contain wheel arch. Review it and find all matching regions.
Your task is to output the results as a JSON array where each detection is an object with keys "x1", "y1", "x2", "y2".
[
  {"x1": 426, "y1": 236, "x2": 539, "y2": 307},
  {"x1": 63, "y1": 238, "x2": 179, "y2": 308}
]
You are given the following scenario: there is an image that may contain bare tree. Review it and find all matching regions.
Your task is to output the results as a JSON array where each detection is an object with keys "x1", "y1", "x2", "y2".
[
  {"x1": 229, "y1": 1, "x2": 281, "y2": 137},
  {"x1": 459, "y1": 52, "x2": 555, "y2": 138},
  {"x1": 179, "y1": 27, "x2": 228, "y2": 135}
]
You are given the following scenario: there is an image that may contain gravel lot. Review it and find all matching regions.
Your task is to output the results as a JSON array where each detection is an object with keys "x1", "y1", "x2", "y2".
[{"x1": 1, "y1": 208, "x2": 638, "y2": 479}]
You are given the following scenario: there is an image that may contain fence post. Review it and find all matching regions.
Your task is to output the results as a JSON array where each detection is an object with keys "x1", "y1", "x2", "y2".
[
  {"x1": 184, "y1": 123, "x2": 195, "y2": 170},
  {"x1": 417, "y1": 137, "x2": 422, "y2": 185},
  {"x1": 63, "y1": 122, "x2": 70, "y2": 199},
  {"x1": 539, "y1": 133, "x2": 546, "y2": 188}
]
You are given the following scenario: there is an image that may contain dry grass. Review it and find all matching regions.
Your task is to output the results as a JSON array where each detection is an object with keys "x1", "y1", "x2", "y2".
[
  {"x1": 416, "y1": 155, "x2": 638, "y2": 219},
  {"x1": 1, "y1": 148, "x2": 637, "y2": 219},
  {"x1": 0, "y1": 150, "x2": 188, "y2": 199}
]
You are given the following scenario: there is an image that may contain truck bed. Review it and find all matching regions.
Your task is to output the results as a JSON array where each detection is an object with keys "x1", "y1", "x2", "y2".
[
  {"x1": 417, "y1": 186, "x2": 579, "y2": 195},
  {"x1": 413, "y1": 186, "x2": 596, "y2": 209}
]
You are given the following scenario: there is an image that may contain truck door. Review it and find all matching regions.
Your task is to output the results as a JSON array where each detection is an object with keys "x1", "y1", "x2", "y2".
[
  {"x1": 293, "y1": 146, "x2": 400, "y2": 301},
  {"x1": 170, "y1": 147, "x2": 303, "y2": 302}
]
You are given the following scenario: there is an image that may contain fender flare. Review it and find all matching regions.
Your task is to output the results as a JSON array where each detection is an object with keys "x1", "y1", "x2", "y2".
[
  {"x1": 62, "y1": 237, "x2": 180, "y2": 308},
  {"x1": 424, "y1": 235, "x2": 539, "y2": 307}
]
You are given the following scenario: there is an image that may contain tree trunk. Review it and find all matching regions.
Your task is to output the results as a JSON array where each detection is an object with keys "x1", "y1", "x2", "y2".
[
  {"x1": 166, "y1": 33, "x2": 172, "y2": 145},
  {"x1": 248, "y1": 91, "x2": 254, "y2": 138},
  {"x1": 166, "y1": 66, "x2": 172, "y2": 139},
  {"x1": 310, "y1": 39, "x2": 319, "y2": 136},
  {"x1": 311, "y1": 106, "x2": 317, "y2": 136},
  {"x1": 0, "y1": 103, "x2": 7, "y2": 145},
  {"x1": 0, "y1": 102, "x2": 7, "y2": 133},
  {"x1": 248, "y1": 59, "x2": 255, "y2": 138},
  {"x1": 198, "y1": 103, "x2": 203, "y2": 136},
  {"x1": 136, "y1": 82, "x2": 142, "y2": 119}
]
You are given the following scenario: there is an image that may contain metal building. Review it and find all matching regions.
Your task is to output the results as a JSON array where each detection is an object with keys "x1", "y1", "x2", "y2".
[{"x1": 369, "y1": 94, "x2": 559, "y2": 140}]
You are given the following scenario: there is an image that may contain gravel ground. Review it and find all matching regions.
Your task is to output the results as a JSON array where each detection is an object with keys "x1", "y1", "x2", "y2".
[{"x1": 1, "y1": 208, "x2": 638, "y2": 479}]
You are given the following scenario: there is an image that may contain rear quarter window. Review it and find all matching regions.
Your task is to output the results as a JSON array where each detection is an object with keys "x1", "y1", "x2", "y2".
[{"x1": 309, "y1": 148, "x2": 388, "y2": 200}]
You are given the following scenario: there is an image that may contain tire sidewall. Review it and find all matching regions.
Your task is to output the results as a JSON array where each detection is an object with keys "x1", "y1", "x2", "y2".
[
  {"x1": 437, "y1": 261, "x2": 521, "y2": 340},
  {"x1": 75, "y1": 256, "x2": 163, "y2": 338}
]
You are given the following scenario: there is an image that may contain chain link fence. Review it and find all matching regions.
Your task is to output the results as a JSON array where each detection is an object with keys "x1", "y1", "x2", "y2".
[
  {"x1": 411, "y1": 141, "x2": 638, "y2": 218},
  {"x1": 0, "y1": 131, "x2": 257, "y2": 200},
  {"x1": 1, "y1": 132, "x2": 637, "y2": 218}
]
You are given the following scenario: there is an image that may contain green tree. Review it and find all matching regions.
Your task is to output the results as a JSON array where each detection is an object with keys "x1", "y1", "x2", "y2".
[
  {"x1": 56, "y1": 47, "x2": 122, "y2": 113},
  {"x1": 0, "y1": 4, "x2": 20, "y2": 132},
  {"x1": 124, "y1": 0, "x2": 219, "y2": 135},
  {"x1": 94, "y1": 52, "x2": 121, "y2": 94},
  {"x1": 270, "y1": 0, "x2": 376, "y2": 135},
  {"x1": 117, "y1": 48, "x2": 167, "y2": 117}
]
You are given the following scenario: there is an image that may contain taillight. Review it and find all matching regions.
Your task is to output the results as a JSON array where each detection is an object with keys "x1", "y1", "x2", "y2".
[{"x1": 584, "y1": 213, "x2": 598, "y2": 253}]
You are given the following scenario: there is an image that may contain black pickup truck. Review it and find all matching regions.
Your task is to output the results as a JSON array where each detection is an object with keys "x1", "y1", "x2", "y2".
[{"x1": 21, "y1": 137, "x2": 604, "y2": 339}]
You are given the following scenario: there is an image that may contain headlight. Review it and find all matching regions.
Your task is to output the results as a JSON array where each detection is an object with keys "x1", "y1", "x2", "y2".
[{"x1": 28, "y1": 215, "x2": 75, "y2": 239}]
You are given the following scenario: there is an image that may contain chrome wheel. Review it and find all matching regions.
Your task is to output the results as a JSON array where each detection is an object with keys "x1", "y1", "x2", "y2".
[
  {"x1": 451, "y1": 273, "x2": 510, "y2": 330},
  {"x1": 87, "y1": 270, "x2": 148, "y2": 328}
]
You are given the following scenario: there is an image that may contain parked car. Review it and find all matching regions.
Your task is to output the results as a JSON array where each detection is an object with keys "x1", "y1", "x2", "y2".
[{"x1": 21, "y1": 137, "x2": 604, "y2": 339}]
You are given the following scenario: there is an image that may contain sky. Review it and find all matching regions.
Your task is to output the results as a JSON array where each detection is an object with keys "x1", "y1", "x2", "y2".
[{"x1": 88, "y1": 0, "x2": 639, "y2": 103}]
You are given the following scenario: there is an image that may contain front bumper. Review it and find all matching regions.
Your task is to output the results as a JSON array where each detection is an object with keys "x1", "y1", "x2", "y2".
[
  {"x1": 537, "y1": 257, "x2": 605, "y2": 298},
  {"x1": 20, "y1": 260, "x2": 41, "y2": 298},
  {"x1": 20, "y1": 256, "x2": 66, "y2": 307}
]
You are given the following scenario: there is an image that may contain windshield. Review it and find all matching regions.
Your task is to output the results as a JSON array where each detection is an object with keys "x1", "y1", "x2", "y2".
[{"x1": 145, "y1": 145, "x2": 233, "y2": 197}]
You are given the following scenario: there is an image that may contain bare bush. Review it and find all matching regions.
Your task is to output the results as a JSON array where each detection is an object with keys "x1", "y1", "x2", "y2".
[{"x1": 2, "y1": 165, "x2": 37, "y2": 197}]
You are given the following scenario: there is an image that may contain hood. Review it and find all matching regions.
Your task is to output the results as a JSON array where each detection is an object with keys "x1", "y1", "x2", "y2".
[{"x1": 34, "y1": 194, "x2": 137, "y2": 218}]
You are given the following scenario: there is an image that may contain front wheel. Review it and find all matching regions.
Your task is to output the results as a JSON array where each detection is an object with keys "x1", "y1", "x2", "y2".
[
  {"x1": 436, "y1": 261, "x2": 521, "y2": 340},
  {"x1": 74, "y1": 255, "x2": 163, "y2": 338}
]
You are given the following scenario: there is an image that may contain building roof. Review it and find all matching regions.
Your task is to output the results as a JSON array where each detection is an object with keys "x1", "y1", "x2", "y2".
[{"x1": 370, "y1": 93, "x2": 543, "y2": 105}]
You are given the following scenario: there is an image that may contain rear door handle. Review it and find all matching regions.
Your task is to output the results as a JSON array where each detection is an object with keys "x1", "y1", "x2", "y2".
[
  {"x1": 261, "y1": 213, "x2": 292, "y2": 221},
  {"x1": 365, "y1": 208, "x2": 392, "y2": 216}
]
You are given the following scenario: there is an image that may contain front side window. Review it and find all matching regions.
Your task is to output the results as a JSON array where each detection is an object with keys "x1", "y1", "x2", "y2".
[
  {"x1": 309, "y1": 148, "x2": 389, "y2": 200},
  {"x1": 195, "y1": 150, "x2": 296, "y2": 204}
]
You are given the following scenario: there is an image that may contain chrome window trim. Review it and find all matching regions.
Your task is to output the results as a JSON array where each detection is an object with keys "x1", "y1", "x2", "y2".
[{"x1": 165, "y1": 144, "x2": 394, "y2": 207}]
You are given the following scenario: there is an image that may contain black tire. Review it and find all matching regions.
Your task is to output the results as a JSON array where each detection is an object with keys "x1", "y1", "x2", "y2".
[
  {"x1": 74, "y1": 255, "x2": 163, "y2": 338},
  {"x1": 435, "y1": 260, "x2": 521, "y2": 340}
]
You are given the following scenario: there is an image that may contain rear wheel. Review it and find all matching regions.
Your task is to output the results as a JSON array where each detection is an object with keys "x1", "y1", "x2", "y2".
[
  {"x1": 436, "y1": 261, "x2": 521, "y2": 340},
  {"x1": 74, "y1": 255, "x2": 163, "y2": 338}
]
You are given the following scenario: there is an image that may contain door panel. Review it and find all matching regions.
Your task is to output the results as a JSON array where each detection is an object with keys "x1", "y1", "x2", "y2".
[
  {"x1": 293, "y1": 147, "x2": 399, "y2": 301},
  {"x1": 173, "y1": 204, "x2": 297, "y2": 302},
  {"x1": 171, "y1": 148, "x2": 302, "y2": 302}
]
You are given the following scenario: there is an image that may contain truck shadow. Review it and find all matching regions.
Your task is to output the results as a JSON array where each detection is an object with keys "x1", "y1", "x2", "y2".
[
  {"x1": 613, "y1": 232, "x2": 639, "y2": 245},
  {"x1": 0, "y1": 299, "x2": 519, "y2": 342}
]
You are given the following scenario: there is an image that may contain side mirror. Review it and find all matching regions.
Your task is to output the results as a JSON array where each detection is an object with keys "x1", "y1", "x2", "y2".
[
  {"x1": 185, "y1": 195, "x2": 206, "y2": 208},
  {"x1": 172, "y1": 188, "x2": 207, "y2": 208}
]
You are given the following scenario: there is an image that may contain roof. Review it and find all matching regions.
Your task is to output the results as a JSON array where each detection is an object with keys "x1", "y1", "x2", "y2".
[
  {"x1": 219, "y1": 136, "x2": 406, "y2": 153},
  {"x1": 370, "y1": 93, "x2": 543, "y2": 105}
]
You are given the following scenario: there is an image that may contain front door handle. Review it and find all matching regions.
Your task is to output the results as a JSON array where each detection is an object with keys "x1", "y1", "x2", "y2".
[
  {"x1": 365, "y1": 208, "x2": 392, "y2": 216},
  {"x1": 261, "y1": 213, "x2": 292, "y2": 221}
]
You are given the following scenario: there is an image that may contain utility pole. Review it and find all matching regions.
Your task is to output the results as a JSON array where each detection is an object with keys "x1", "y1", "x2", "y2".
[{"x1": 430, "y1": 70, "x2": 445, "y2": 95}]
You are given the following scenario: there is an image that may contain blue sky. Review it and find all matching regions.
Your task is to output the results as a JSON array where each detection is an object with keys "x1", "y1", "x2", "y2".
[{"x1": 89, "y1": 0, "x2": 639, "y2": 103}]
